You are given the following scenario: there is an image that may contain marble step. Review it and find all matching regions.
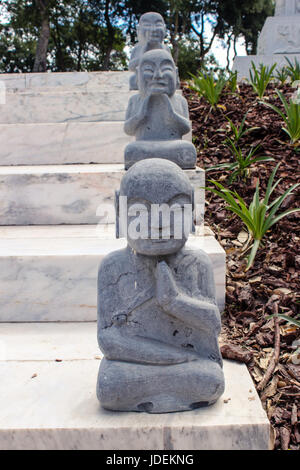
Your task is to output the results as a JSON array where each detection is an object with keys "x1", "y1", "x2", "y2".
[
  {"x1": 0, "y1": 225, "x2": 225, "y2": 322},
  {"x1": 0, "y1": 71, "x2": 132, "y2": 93},
  {"x1": 233, "y1": 53, "x2": 300, "y2": 81},
  {"x1": 0, "y1": 122, "x2": 192, "y2": 166},
  {"x1": 0, "y1": 163, "x2": 204, "y2": 226},
  {"x1": 0, "y1": 322, "x2": 271, "y2": 450},
  {"x1": 0, "y1": 89, "x2": 135, "y2": 123}
]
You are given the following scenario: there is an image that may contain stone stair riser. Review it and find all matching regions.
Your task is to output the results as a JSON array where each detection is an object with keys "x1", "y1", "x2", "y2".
[
  {"x1": 0, "y1": 122, "x2": 192, "y2": 166},
  {"x1": 0, "y1": 234, "x2": 225, "y2": 322},
  {"x1": 0, "y1": 71, "x2": 132, "y2": 92},
  {"x1": 0, "y1": 165, "x2": 204, "y2": 226}
]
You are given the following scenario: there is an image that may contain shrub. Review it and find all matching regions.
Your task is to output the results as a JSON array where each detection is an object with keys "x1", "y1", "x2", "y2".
[
  {"x1": 249, "y1": 61, "x2": 277, "y2": 99},
  {"x1": 263, "y1": 89, "x2": 300, "y2": 145},
  {"x1": 206, "y1": 164, "x2": 300, "y2": 270}
]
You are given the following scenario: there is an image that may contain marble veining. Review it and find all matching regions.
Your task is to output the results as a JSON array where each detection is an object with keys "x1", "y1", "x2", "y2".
[
  {"x1": 0, "y1": 358, "x2": 270, "y2": 450},
  {"x1": 0, "y1": 164, "x2": 204, "y2": 226},
  {"x1": 0, "y1": 226, "x2": 225, "y2": 322}
]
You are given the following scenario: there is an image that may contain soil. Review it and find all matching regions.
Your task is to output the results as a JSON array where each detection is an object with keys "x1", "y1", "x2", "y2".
[{"x1": 183, "y1": 81, "x2": 300, "y2": 450}]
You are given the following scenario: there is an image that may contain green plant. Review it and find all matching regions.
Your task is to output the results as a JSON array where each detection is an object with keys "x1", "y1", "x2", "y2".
[
  {"x1": 285, "y1": 57, "x2": 300, "y2": 82},
  {"x1": 206, "y1": 164, "x2": 300, "y2": 270},
  {"x1": 275, "y1": 66, "x2": 289, "y2": 85},
  {"x1": 189, "y1": 71, "x2": 227, "y2": 108},
  {"x1": 225, "y1": 113, "x2": 259, "y2": 145},
  {"x1": 263, "y1": 89, "x2": 300, "y2": 145},
  {"x1": 227, "y1": 70, "x2": 238, "y2": 93},
  {"x1": 207, "y1": 142, "x2": 273, "y2": 183},
  {"x1": 249, "y1": 61, "x2": 277, "y2": 99},
  {"x1": 269, "y1": 313, "x2": 300, "y2": 328}
]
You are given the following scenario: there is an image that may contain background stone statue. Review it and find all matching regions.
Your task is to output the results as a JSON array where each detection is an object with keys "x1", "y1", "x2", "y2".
[
  {"x1": 96, "y1": 159, "x2": 224, "y2": 413},
  {"x1": 124, "y1": 49, "x2": 197, "y2": 169},
  {"x1": 128, "y1": 12, "x2": 174, "y2": 91},
  {"x1": 275, "y1": 0, "x2": 300, "y2": 15}
]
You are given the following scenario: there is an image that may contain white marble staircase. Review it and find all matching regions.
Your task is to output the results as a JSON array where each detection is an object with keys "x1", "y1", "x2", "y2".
[
  {"x1": 0, "y1": 70, "x2": 224, "y2": 321},
  {"x1": 0, "y1": 71, "x2": 272, "y2": 451}
]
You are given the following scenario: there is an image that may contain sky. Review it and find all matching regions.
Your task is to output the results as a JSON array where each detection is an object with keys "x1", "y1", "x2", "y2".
[
  {"x1": 0, "y1": 5, "x2": 248, "y2": 71},
  {"x1": 212, "y1": 36, "x2": 247, "y2": 69}
]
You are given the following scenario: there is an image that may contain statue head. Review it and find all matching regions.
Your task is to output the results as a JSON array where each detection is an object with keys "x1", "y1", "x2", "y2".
[
  {"x1": 138, "y1": 49, "x2": 177, "y2": 97},
  {"x1": 137, "y1": 12, "x2": 166, "y2": 45},
  {"x1": 116, "y1": 159, "x2": 195, "y2": 256}
]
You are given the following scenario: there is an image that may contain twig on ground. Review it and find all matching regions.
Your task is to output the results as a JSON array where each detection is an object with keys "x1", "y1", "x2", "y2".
[{"x1": 257, "y1": 303, "x2": 281, "y2": 392}]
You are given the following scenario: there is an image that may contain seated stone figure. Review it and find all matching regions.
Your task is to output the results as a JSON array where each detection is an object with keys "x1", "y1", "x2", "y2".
[
  {"x1": 129, "y1": 12, "x2": 173, "y2": 91},
  {"x1": 96, "y1": 159, "x2": 224, "y2": 413},
  {"x1": 124, "y1": 49, "x2": 197, "y2": 170}
]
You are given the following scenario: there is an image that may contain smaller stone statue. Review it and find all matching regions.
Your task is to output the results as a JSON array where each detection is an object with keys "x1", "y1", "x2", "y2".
[
  {"x1": 96, "y1": 158, "x2": 224, "y2": 413},
  {"x1": 129, "y1": 12, "x2": 174, "y2": 90},
  {"x1": 124, "y1": 49, "x2": 197, "y2": 169}
]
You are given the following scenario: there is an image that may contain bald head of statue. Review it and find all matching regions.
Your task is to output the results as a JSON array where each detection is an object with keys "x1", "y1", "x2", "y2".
[
  {"x1": 138, "y1": 49, "x2": 177, "y2": 97},
  {"x1": 137, "y1": 12, "x2": 166, "y2": 45},
  {"x1": 116, "y1": 159, "x2": 194, "y2": 256}
]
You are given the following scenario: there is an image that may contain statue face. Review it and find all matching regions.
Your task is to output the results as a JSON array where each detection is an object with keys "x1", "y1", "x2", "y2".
[
  {"x1": 118, "y1": 159, "x2": 194, "y2": 256},
  {"x1": 138, "y1": 12, "x2": 166, "y2": 45},
  {"x1": 139, "y1": 51, "x2": 176, "y2": 96},
  {"x1": 125, "y1": 194, "x2": 191, "y2": 256}
]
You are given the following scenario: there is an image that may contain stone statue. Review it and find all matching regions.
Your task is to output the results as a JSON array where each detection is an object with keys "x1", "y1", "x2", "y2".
[
  {"x1": 275, "y1": 0, "x2": 300, "y2": 15},
  {"x1": 96, "y1": 158, "x2": 224, "y2": 413},
  {"x1": 124, "y1": 49, "x2": 197, "y2": 170},
  {"x1": 128, "y1": 12, "x2": 174, "y2": 91}
]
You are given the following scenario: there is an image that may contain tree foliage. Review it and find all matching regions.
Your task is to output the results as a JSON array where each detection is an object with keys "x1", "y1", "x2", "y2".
[{"x1": 0, "y1": 0, "x2": 275, "y2": 73}]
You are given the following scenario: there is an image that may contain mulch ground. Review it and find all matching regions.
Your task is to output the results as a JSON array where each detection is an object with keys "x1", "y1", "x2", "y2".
[{"x1": 183, "y1": 81, "x2": 300, "y2": 450}]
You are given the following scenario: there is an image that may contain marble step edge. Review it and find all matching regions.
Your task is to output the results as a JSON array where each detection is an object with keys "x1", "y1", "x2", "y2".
[
  {"x1": 0, "y1": 225, "x2": 225, "y2": 321},
  {"x1": 0, "y1": 121, "x2": 192, "y2": 166},
  {"x1": 232, "y1": 54, "x2": 300, "y2": 80},
  {"x1": 0, "y1": 164, "x2": 204, "y2": 226},
  {"x1": 0, "y1": 88, "x2": 183, "y2": 124},
  {"x1": 0, "y1": 223, "x2": 213, "y2": 238},
  {"x1": 0, "y1": 71, "x2": 132, "y2": 92},
  {"x1": 0, "y1": 329, "x2": 271, "y2": 451}
]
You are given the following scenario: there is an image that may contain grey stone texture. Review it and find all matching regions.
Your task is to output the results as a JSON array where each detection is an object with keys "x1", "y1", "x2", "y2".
[
  {"x1": 275, "y1": 0, "x2": 300, "y2": 16},
  {"x1": 128, "y1": 12, "x2": 173, "y2": 91},
  {"x1": 257, "y1": 16, "x2": 300, "y2": 55},
  {"x1": 232, "y1": 54, "x2": 300, "y2": 81},
  {"x1": 96, "y1": 159, "x2": 224, "y2": 413},
  {"x1": 233, "y1": 1, "x2": 300, "y2": 78},
  {"x1": 124, "y1": 49, "x2": 196, "y2": 169}
]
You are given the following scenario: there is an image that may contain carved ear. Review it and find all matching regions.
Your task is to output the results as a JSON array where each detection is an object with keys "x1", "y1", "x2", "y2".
[
  {"x1": 191, "y1": 189, "x2": 196, "y2": 233},
  {"x1": 176, "y1": 67, "x2": 180, "y2": 89},
  {"x1": 115, "y1": 190, "x2": 120, "y2": 239}
]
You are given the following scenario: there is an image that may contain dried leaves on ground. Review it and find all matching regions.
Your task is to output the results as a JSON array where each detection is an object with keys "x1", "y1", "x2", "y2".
[{"x1": 183, "y1": 81, "x2": 300, "y2": 450}]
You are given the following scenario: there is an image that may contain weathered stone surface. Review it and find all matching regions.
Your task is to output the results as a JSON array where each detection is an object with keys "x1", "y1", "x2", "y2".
[
  {"x1": 128, "y1": 12, "x2": 172, "y2": 90},
  {"x1": 233, "y1": 1, "x2": 300, "y2": 78},
  {"x1": 275, "y1": 0, "x2": 300, "y2": 16},
  {"x1": 97, "y1": 159, "x2": 224, "y2": 413},
  {"x1": 124, "y1": 50, "x2": 196, "y2": 169},
  {"x1": 257, "y1": 16, "x2": 300, "y2": 55}
]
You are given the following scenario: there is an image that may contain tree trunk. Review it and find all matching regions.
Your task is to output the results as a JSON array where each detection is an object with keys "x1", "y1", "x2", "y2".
[
  {"x1": 102, "y1": 0, "x2": 114, "y2": 71},
  {"x1": 33, "y1": 0, "x2": 50, "y2": 72}
]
